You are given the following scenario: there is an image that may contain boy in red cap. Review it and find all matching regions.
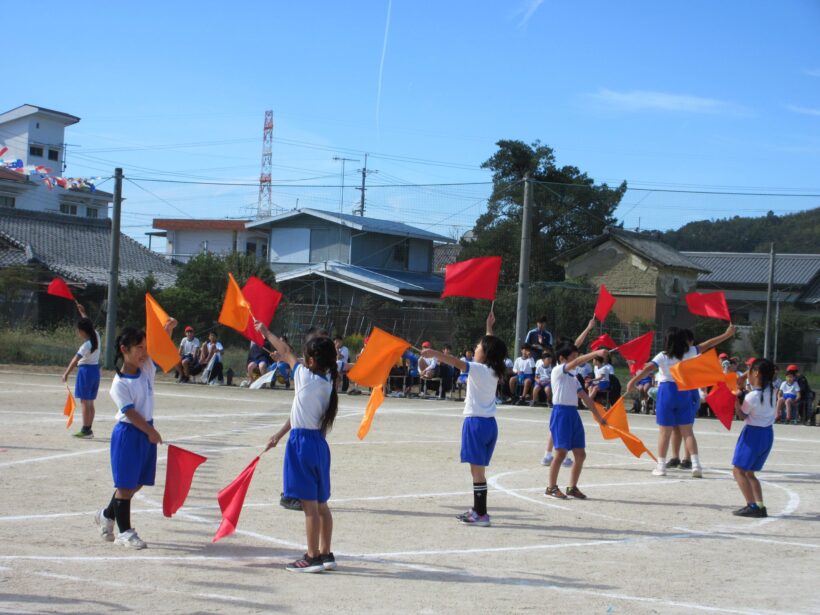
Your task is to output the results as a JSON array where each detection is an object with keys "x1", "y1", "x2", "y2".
[{"x1": 177, "y1": 326, "x2": 200, "y2": 383}]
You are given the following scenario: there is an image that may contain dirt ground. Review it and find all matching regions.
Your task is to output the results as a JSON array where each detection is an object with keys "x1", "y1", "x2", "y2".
[{"x1": 0, "y1": 367, "x2": 818, "y2": 614}]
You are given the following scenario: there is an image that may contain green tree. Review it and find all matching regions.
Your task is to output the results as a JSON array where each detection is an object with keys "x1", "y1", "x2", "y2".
[
  {"x1": 459, "y1": 140, "x2": 626, "y2": 287},
  {"x1": 116, "y1": 275, "x2": 158, "y2": 328}
]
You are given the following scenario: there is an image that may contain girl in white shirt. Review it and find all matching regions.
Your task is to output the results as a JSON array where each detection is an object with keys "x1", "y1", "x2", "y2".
[
  {"x1": 257, "y1": 322, "x2": 338, "y2": 573},
  {"x1": 61, "y1": 304, "x2": 101, "y2": 439},
  {"x1": 421, "y1": 310, "x2": 507, "y2": 527},
  {"x1": 588, "y1": 352, "x2": 614, "y2": 401},
  {"x1": 732, "y1": 358, "x2": 776, "y2": 518}
]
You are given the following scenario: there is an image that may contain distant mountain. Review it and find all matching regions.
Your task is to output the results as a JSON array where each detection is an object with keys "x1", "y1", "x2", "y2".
[{"x1": 658, "y1": 207, "x2": 820, "y2": 253}]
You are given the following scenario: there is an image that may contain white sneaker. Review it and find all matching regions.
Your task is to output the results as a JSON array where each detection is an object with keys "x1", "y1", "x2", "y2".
[
  {"x1": 692, "y1": 466, "x2": 703, "y2": 479},
  {"x1": 94, "y1": 508, "x2": 115, "y2": 542},
  {"x1": 114, "y1": 528, "x2": 147, "y2": 549},
  {"x1": 541, "y1": 453, "x2": 554, "y2": 466},
  {"x1": 652, "y1": 464, "x2": 667, "y2": 476},
  {"x1": 562, "y1": 457, "x2": 574, "y2": 467}
]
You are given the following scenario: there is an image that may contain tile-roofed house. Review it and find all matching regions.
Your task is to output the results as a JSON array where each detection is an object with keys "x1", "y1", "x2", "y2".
[
  {"x1": 555, "y1": 226, "x2": 708, "y2": 329},
  {"x1": 681, "y1": 251, "x2": 820, "y2": 319},
  {"x1": 0, "y1": 206, "x2": 177, "y2": 287}
]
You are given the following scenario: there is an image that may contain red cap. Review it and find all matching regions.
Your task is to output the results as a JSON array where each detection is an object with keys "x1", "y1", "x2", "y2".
[
  {"x1": 718, "y1": 353, "x2": 728, "y2": 359},
  {"x1": 786, "y1": 364, "x2": 799, "y2": 372},
  {"x1": 745, "y1": 357, "x2": 756, "y2": 366},
  {"x1": 184, "y1": 326, "x2": 194, "y2": 332},
  {"x1": 421, "y1": 341, "x2": 432, "y2": 348}
]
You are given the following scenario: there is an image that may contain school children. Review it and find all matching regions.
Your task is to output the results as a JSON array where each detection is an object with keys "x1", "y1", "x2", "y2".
[
  {"x1": 61, "y1": 304, "x2": 101, "y2": 439},
  {"x1": 588, "y1": 351, "x2": 614, "y2": 402},
  {"x1": 776, "y1": 370, "x2": 801, "y2": 424},
  {"x1": 510, "y1": 344, "x2": 536, "y2": 405},
  {"x1": 627, "y1": 324, "x2": 735, "y2": 478},
  {"x1": 95, "y1": 320, "x2": 175, "y2": 549},
  {"x1": 544, "y1": 344, "x2": 608, "y2": 499},
  {"x1": 531, "y1": 351, "x2": 553, "y2": 407},
  {"x1": 421, "y1": 310, "x2": 507, "y2": 526},
  {"x1": 177, "y1": 326, "x2": 200, "y2": 383},
  {"x1": 256, "y1": 321, "x2": 339, "y2": 572},
  {"x1": 732, "y1": 359, "x2": 776, "y2": 517}
]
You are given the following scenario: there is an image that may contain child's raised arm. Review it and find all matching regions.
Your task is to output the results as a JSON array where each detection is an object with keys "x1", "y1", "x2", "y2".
[
  {"x1": 421, "y1": 348, "x2": 467, "y2": 373},
  {"x1": 564, "y1": 348, "x2": 605, "y2": 373},
  {"x1": 697, "y1": 324, "x2": 736, "y2": 353},
  {"x1": 626, "y1": 362, "x2": 658, "y2": 392},
  {"x1": 574, "y1": 318, "x2": 596, "y2": 348},
  {"x1": 486, "y1": 309, "x2": 495, "y2": 336},
  {"x1": 255, "y1": 321, "x2": 298, "y2": 368}
]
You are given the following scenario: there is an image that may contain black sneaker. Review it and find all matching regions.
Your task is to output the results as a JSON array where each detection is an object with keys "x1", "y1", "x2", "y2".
[
  {"x1": 286, "y1": 553, "x2": 324, "y2": 573},
  {"x1": 667, "y1": 458, "x2": 681, "y2": 469},
  {"x1": 321, "y1": 552, "x2": 337, "y2": 571},
  {"x1": 733, "y1": 505, "x2": 766, "y2": 518},
  {"x1": 279, "y1": 493, "x2": 303, "y2": 511},
  {"x1": 679, "y1": 459, "x2": 693, "y2": 470}
]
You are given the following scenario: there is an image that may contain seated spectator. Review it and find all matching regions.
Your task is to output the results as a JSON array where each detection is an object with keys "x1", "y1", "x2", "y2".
[
  {"x1": 403, "y1": 349, "x2": 421, "y2": 397},
  {"x1": 199, "y1": 331, "x2": 224, "y2": 385},
  {"x1": 588, "y1": 351, "x2": 614, "y2": 402},
  {"x1": 532, "y1": 350, "x2": 553, "y2": 406},
  {"x1": 776, "y1": 368, "x2": 801, "y2": 424},
  {"x1": 244, "y1": 340, "x2": 272, "y2": 387},
  {"x1": 509, "y1": 344, "x2": 535, "y2": 405},
  {"x1": 437, "y1": 344, "x2": 456, "y2": 400},
  {"x1": 177, "y1": 325, "x2": 200, "y2": 383},
  {"x1": 269, "y1": 338, "x2": 292, "y2": 389}
]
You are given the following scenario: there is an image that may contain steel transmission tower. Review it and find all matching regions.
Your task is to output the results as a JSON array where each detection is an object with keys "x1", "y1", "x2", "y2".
[{"x1": 257, "y1": 110, "x2": 274, "y2": 218}]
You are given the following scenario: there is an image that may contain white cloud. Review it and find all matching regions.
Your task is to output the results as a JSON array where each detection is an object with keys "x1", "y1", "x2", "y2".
[
  {"x1": 786, "y1": 104, "x2": 820, "y2": 117},
  {"x1": 591, "y1": 88, "x2": 748, "y2": 115},
  {"x1": 513, "y1": 0, "x2": 544, "y2": 27}
]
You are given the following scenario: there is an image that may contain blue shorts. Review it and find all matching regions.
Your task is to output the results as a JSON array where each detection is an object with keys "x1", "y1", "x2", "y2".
[
  {"x1": 181, "y1": 353, "x2": 197, "y2": 364},
  {"x1": 593, "y1": 380, "x2": 610, "y2": 391},
  {"x1": 550, "y1": 404, "x2": 586, "y2": 450},
  {"x1": 460, "y1": 416, "x2": 498, "y2": 466},
  {"x1": 75, "y1": 364, "x2": 100, "y2": 400},
  {"x1": 283, "y1": 429, "x2": 331, "y2": 502},
  {"x1": 637, "y1": 377, "x2": 652, "y2": 386},
  {"x1": 732, "y1": 425, "x2": 774, "y2": 472},
  {"x1": 275, "y1": 362, "x2": 291, "y2": 382},
  {"x1": 782, "y1": 393, "x2": 796, "y2": 401},
  {"x1": 516, "y1": 373, "x2": 534, "y2": 385},
  {"x1": 655, "y1": 381, "x2": 697, "y2": 427},
  {"x1": 110, "y1": 421, "x2": 157, "y2": 489}
]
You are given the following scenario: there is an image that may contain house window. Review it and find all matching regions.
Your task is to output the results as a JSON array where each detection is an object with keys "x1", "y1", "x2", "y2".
[
  {"x1": 29, "y1": 145, "x2": 44, "y2": 157},
  {"x1": 60, "y1": 203, "x2": 78, "y2": 215},
  {"x1": 246, "y1": 241, "x2": 257, "y2": 256},
  {"x1": 261, "y1": 243, "x2": 268, "y2": 259},
  {"x1": 48, "y1": 149, "x2": 59, "y2": 161},
  {"x1": 0, "y1": 196, "x2": 14, "y2": 208},
  {"x1": 86, "y1": 207, "x2": 98, "y2": 218},
  {"x1": 393, "y1": 240, "x2": 409, "y2": 267}
]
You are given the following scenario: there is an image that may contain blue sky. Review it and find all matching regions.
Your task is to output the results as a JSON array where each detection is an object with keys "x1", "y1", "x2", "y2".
[{"x1": 3, "y1": 0, "x2": 819, "y2": 247}]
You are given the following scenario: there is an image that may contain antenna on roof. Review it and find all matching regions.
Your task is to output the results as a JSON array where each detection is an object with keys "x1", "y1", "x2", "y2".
[{"x1": 257, "y1": 110, "x2": 275, "y2": 218}]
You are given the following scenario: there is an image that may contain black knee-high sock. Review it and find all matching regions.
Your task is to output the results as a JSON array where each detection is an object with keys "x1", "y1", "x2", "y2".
[
  {"x1": 473, "y1": 482, "x2": 488, "y2": 516},
  {"x1": 114, "y1": 498, "x2": 131, "y2": 533},
  {"x1": 103, "y1": 492, "x2": 117, "y2": 520}
]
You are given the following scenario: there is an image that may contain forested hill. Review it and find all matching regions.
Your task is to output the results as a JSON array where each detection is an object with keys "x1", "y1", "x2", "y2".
[{"x1": 659, "y1": 207, "x2": 820, "y2": 253}]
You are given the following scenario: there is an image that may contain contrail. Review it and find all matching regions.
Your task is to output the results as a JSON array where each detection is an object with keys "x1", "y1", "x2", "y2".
[{"x1": 376, "y1": 0, "x2": 393, "y2": 138}]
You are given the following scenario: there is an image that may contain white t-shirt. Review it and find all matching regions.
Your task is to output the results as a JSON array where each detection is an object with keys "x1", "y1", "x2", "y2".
[
  {"x1": 422, "y1": 356, "x2": 438, "y2": 372},
  {"x1": 337, "y1": 345, "x2": 350, "y2": 364},
  {"x1": 110, "y1": 360, "x2": 157, "y2": 423},
  {"x1": 179, "y1": 337, "x2": 200, "y2": 356},
  {"x1": 76, "y1": 331, "x2": 101, "y2": 366},
  {"x1": 577, "y1": 362, "x2": 593, "y2": 378},
  {"x1": 513, "y1": 356, "x2": 535, "y2": 375},
  {"x1": 535, "y1": 360, "x2": 551, "y2": 381},
  {"x1": 205, "y1": 341, "x2": 224, "y2": 363},
  {"x1": 779, "y1": 381, "x2": 800, "y2": 397},
  {"x1": 462, "y1": 361, "x2": 498, "y2": 418},
  {"x1": 504, "y1": 357, "x2": 513, "y2": 369},
  {"x1": 551, "y1": 364, "x2": 582, "y2": 407},
  {"x1": 290, "y1": 363, "x2": 333, "y2": 430},
  {"x1": 741, "y1": 387, "x2": 776, "y2": 427},
  {"x1": 651, "y1": 346, "x2": 699, "y2": 383},
  {"x1": 594, "y1": 364, "x2": 614, "y2": 382}
]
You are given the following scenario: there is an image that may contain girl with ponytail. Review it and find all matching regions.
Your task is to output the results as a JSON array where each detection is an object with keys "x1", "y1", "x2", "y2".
[
  {"x1": 61, "y1": 303, "x2": 101, "y2": 439},
  {"x1": 255, "y1": 320, "x2": 338, "y2": 573}
]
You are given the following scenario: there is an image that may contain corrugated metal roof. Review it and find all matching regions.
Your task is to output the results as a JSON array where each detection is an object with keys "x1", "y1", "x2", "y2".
[
  {"x1": 276, "y1": 260, "x2": 444, "y2": 303},
  {"x1": 153, "y1": 218, "x2": 250, "y2": 231},
  {"x1": 681, "y1": 252, "x2": 820, "y2": 287},
  {"x1": 0, "y1": 207, "x2": 177, "y2": 287},
  {"x1": 247, "y1": 208, "x2": 453, "y2": 243}
]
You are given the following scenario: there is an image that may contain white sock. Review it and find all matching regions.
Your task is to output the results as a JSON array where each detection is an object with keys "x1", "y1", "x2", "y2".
[
  {"x1": 657, "y1": 457, "x2": 666, "y2": 466},
  {"x1": 691, "y1": 454, "x2": 701, "y2": 468}
]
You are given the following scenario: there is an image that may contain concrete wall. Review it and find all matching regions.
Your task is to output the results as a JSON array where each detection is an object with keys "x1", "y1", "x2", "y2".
[{"x1": 166, "y1": 229, "x2": 268, "y2": 263}]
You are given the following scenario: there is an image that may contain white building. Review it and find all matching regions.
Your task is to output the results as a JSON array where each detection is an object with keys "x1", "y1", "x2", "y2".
[
  {"x1": 151, "y1": 218, "x2": 270, "y2": 263},
  {"x1": 0, "y1": 104, "x2": 113, "y2": 217}
]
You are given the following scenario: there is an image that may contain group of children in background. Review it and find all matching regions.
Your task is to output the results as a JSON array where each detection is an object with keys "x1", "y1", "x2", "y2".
[{"x1": 60, "y1": 302, "x2": 815, "y2": 572}]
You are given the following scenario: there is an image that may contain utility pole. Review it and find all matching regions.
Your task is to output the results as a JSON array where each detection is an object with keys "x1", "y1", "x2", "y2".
[
  {"x1": 514, "y1": 175, "x2": 533, "y2": 357},
  {"x1": 763, "y1": 242, "x2": 776, "y2": 359},
  {"x1": 773, "y1": 293, "x2": 781, "y2": 364},
  {"x1": 104, "y1": 168, "x2": 123, "y2": 369},
  {"x1": 355, "y1": 153, "x2": 377, "y2": 216},
  {"x1": 333, "y1": 156, "x2": 358, "y2": 260}
]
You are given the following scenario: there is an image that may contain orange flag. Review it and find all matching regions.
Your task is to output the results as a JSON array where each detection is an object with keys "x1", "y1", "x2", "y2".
[
  {"x1": 63, "y1": 385, "x2": 76, "y2": 429},
  {"x1": 348, "y1": 328, "x2": 410, "y2": 439},
  {"x1": 348, "y1": 328, "x2": 410, "y2": 387},
  {"x1": 596, "y1": 397, "x2": 630, "y2": 441},
  {"x1": 615, "y1": 428, "x2": 658, "y2": 462},
  {"x1": 145, "y1": 293, "x2": 180, "y2": 373},
  {"x1": 357, "y1": 384, "x2": 385, "y2": 440},
  {"x1": 670, "y1": 348, "x2": 725, "y2": 391},
  {"x1": 724, "y1": 371, "x2": 738, "y2": 393},
  {"x1": 218, "y1": 273, "x2": 252, "y2": 334}
]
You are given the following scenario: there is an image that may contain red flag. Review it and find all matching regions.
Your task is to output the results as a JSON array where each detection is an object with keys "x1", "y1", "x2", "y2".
[
  {"x1": 0, "y1": 146, "x2": 8, "y2": 157},
  {"x1": 590, "y1": 333, "x2": 617, "y2": 350},
  {"x1": 240, "y1": 277, "x2": 283, "y2": 345},
  {"x1": 47, "y1": 278, "x2": 75, "y2": 301},
  {"x1": 594, "y1": 285, "x2": 616, "y2": 322},
  {"x1": 615, "y1": 331, "x2": 654, "y2": 369},
  {"x1": 706, "y1": 382, "x2": 736, "y2": 430},
  {"x1": 441, "y1": 256, "x2": 501, "y2": 301},
  {"x1": 685, "y1": 291, "x2": 731, "y2": 321},
  {"x1": 213, "y1": 456, "x2": 260, "y2": 542},
  {"x1": 163, "y1": 445, "x2": 208, "y2": 518}
]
